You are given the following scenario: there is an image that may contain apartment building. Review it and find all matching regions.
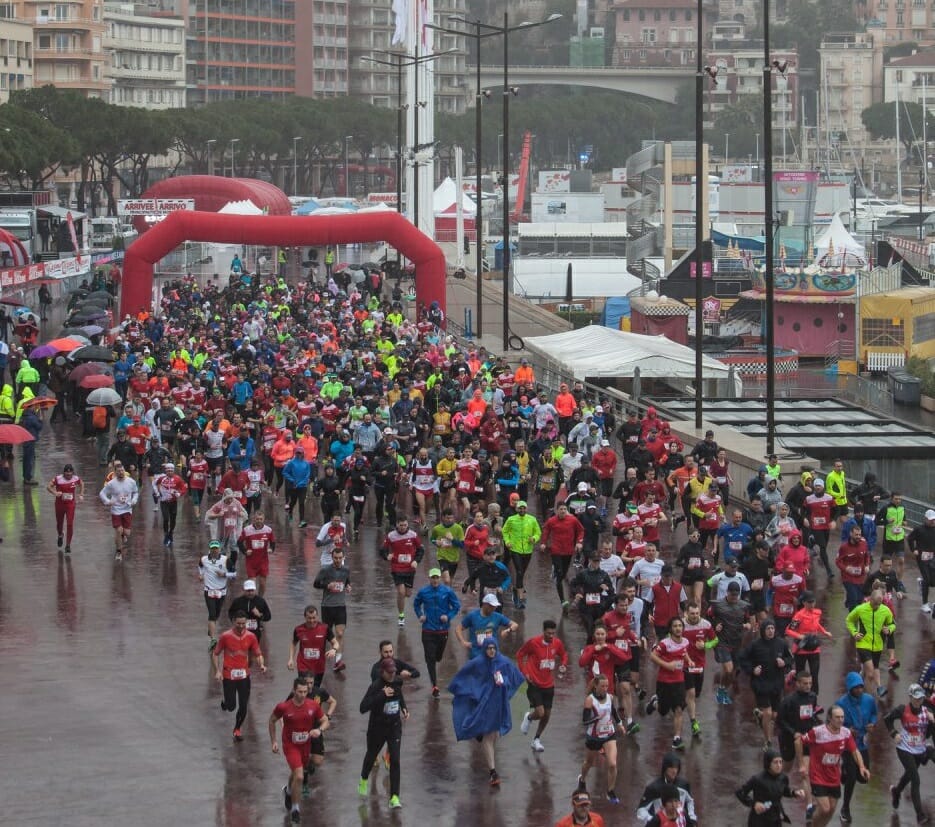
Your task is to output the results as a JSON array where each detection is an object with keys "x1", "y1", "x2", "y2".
[
  {"x1": 858, "y1": 0, "x2": 935, "y2": 46},
  {"x1": 884, "y1": 50, "x2": 935, "y2": 106},
  {"x1": 104, "y1": 1, "x2": 185, "y2": 108},
  {"x1": 0, "y1": 10, "x2": 33, "y2": 102},
  {"x1": 818, "y1": 31, "x2": 883, "y2": 154},
  {"x1": 704, "y1": 20, "x2": 798, "y2": 131},
  {"x1": 610, "y1": 0, "x2": 718, "y2": 67},
  {"x1": 13, "y1": 0, "x2": 108, "y2": 96}
]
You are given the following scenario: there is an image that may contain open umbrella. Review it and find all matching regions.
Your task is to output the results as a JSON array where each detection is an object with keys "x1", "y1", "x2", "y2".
[
  {"x1": 58, "y1": 329, "x2": 92, "y2": 342},
  {"x1": 77, "y1": 296, "x2": 110, "y2": 308},
  {"x1": 79, "y1": 325, "x2": 104, "y2": 336},
  {"x1": 87, "y1": 290, "x2": 114, "y2": 301},
  {"x1": 71, "y1": 345, "x2": 115, "y2": 362},
  {"x1": 48, "y1": 337, "x2": 86, "y2": 352},
  {"x1": 68, "y1": 309, "x2": 107, "y2": 322},
  {"x1": 20, "y1": 396, "x2": 57, "y2": 410},
  {"x1": 67, "y1": 287, "x2": 88, "y2": 296},
  {"x1": 29, "y1": 344, "x2": 60, "y2": 360},
  {"x1": 0, "y1": 424, "x2": 35, "y2": 444},
  {"x1": 79, "y1": 374, "x2": 115, "y2": 389},
  {"x1": 68, "y1": 362, "x2": 113, "y2": 383},
  {"x1": 86, "y1": 387, "x2": 122, "y2": 406}
]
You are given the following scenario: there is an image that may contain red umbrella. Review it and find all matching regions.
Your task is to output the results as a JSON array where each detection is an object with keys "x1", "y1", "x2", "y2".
[
  {"x1": 20, "y1": 396, "x2": 57, "y2": 410},
  {"x1": 47, "y1": 337, "x2": 86, "y2": 352},
  {"x1": 79, "y1": 374, "x2": 115, "y2": 389},
  {"x1": 0, "y1": 424, "x2": 35, "y2": 444},
  {"x1": 68, "y1": 362, "x2": 113, "y2": 383}
]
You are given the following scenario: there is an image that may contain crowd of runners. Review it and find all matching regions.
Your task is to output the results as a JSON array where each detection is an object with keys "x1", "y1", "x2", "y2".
[{"x1": 4, "y1": 262, "x2": 935, "y2": 826}]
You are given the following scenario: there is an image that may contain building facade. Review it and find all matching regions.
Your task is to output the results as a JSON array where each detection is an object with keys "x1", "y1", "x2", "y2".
[
  {"x1": 104, "y1": 2, "x2": 185, "y2": 108},
  {"x1": 857, "y1": 0, "x2": 935, "y2": 46},
  {"x1": 883, "y1": 50, "x2": 935, "y2": 106},
  {"x1": 0, "y1": 11, "x2": 33, "y2": 103},
  {"x1": 14, "y1": 0, "x2": 108, "y2": 96}
]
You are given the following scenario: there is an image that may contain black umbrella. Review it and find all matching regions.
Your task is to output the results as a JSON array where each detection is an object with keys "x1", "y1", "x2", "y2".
[
  {"x1": 68, "y1": 309, "x2": 107, "y2": 323},
  {"x1": 87, "y1": 290, "x2": 113, "y2": 300},
  {"x1": 71, "y1": 345, "x2": 115, "y2": 362},
  {"x1": 77, "y1": 296, "x2": 111, "y2": 308},
  {"x1": 59, "y1": 328, "x2": 91, "y2": 338},
  {"x1": 66, "y1": 287, "x2": 88, "y2": 297}
]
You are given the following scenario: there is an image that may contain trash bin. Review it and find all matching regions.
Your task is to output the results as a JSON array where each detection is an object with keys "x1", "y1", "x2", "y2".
[{"x1": 887, "y1": 367, "x2": 922, "y2": 405}]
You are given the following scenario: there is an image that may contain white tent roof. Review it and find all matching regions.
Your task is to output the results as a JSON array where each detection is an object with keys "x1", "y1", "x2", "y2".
[
  {"x1": 813, "y1": 213, "x2": 866, "y2": 262},
  {"x1": 524, "y1": 325, "x2": 740, "y2": 389},
  {"x1": 433, "y1": 177, "x2": 476, "y2": 215},
  {"x1": 218, "y1": 199, "x2": 264, "y2": 215}
]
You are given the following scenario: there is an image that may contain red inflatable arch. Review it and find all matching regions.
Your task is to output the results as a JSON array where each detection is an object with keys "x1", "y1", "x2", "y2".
[
  {"x1": 0, "y1": 227, "x2": 30, "y2": 266},
  {"x1": 120, "y1": 210, "x2": 447, "y2": 319}
]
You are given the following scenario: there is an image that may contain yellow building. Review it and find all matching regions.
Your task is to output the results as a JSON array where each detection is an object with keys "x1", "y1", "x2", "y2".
[{"x1": 859, "y1": 286, "x2": 935, "y2": 371}]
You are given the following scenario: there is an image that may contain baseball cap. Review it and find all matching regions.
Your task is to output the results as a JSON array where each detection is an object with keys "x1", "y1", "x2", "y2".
[
  {"x1": 926, "y1": 509, "x2": 935, "y2": 520},
  {"x1": 380, "y1": 657, "x2": 397, "y2": 674},
  {"x1": 577, "y1": 481, "x2": 589, "y2": 492},
  {"x1": 222, "y1": 488, "x2": 235, "y2": 498},
  {"x1": 725, "y1": 557, "x2": 739, "y2": 567},
  {"x1": 661, "y1": 564, "x2": 674, "y2": 575},
  {"x1": 243, "y1": 579, "x2": 257, "y2": 591},
  {"x1": 515, "y1": 500, "x2": 527, "y2": 509},
  {"x1": 726, "y1": 581, "x2": 741, "y2": 592},
  {"x1": 783, "y1": 562, "x2": 796, "y2": 572},
  {"x1": 601, "y1": 439, "x2": 610, "y2": 446},
  {"x1": 800, "y1": 590, "x2": 816, "y2": 603},
  {"x1": 163, "y1": 462, "x2": 175, "y2": 469},
  {"x1": 909, "y1": 683, "x2": 926, "y2": 699},
  {"x1": 482, "y1": 593, "x2": 501, "y2": 607},
  {"x1": 428, "y1": 567, "x2": 442, "y2": 578},
  {"x1": 209, "y1": 540, "x2": 221, "y2": 549},
  {"x1": 812, "y1": 478, "x2": 824, "y2": 488},
  {"x1": 571, "y1": 791, "x2": 591, "y2": 805}
]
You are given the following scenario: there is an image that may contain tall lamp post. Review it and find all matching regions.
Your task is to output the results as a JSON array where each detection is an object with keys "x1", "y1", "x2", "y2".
[
  {"x1": 436, "y1": 12, "x2": 561, "y2": 351},
  {"x1": 694, "y1": 0, "x2": 704, "y2": 429},
  {"x1": 292, "y1": 136, "x2": 302, "y2": 196},
  {"x1": 206, "y1": 138, "x2": 216, "y2": 176},
  {"x1": 229, "y1": 138, "x2": 239, "y2": 178},
  {"x1": 763, "y1": 0, "x2": 777, "y2": 454},
  {"x1": 344, "y1": 135, "x2": 354, "y2": 198}
]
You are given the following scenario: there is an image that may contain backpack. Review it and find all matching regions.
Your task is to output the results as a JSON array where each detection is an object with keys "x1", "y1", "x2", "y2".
[{"x1": 92, "y1": 405, "x2": 108, "y2": 430}]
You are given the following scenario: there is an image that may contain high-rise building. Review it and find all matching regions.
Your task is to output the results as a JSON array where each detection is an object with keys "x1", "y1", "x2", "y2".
[
  {"x1": 14, "y1": 0, "x2": 108, "y2": 97},
  {"x1": 105, "y1": 1, "x2": 186, "y2": 108},
  {"x1": 0, "y1": 10, "x2": 34, "y2": 102},
  {"x1": 858, "y1": 0, "x2": 935, "y2": 46}
]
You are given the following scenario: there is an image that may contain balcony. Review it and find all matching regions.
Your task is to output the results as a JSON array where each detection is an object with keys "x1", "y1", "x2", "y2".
[{"x1": 36, "y1": 46, "x2": 96, "y2": 58}]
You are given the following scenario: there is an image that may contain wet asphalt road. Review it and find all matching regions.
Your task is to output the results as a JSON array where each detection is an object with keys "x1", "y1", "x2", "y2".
[{"x1": 2, "y1": 404, "x2": 934, "y2": 826}]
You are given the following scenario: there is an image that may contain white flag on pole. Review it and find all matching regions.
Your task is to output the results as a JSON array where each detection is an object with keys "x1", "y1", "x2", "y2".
[{"x1": 392, "y1": 0, "x2": 408, "y2": 44}]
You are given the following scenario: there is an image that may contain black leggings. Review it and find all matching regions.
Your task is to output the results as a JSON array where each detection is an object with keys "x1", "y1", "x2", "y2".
[
  {"x1": 794, "y1": 652, "x2": 822, "y2": 695},
  {"x1": 374, "y1": 486, "x2": 397, "y2": 525},
  {"x1": 421, "y1": 631, "x2": 448, "y2": 687},
  {"x1": 222, "y1": 676, "x2": 251, "y2": 729},
  {"x1": 551, "y1": 555, "x2": 572, "y2": 602},
  {"x1": 538, "y1": 489, "x2": 556, "y2": 516},
  {"x1": 350, "y1": 495, "x2": 366, "y2": 529},
  {"x1": 361, "y1": 725, "x2": 402, "y2": 796},
  {"x1": 920, "y1": 560, "x2": 935, "y2": 604},
  {"x1": 511, "y1": 552, "x2": 532, "y2": 591},
  {"x1": 287, "y1": 486, "x2": 308, "y2": 522},
  {"x1": 895, "y1": 749, "x2": 925, "y2": 816},
  {"x1": 160, "y1": 500, "x2": 178, "y2": 536},
  {"x1": 841, "y1": 749, "x2": 869, "y2": 813}
]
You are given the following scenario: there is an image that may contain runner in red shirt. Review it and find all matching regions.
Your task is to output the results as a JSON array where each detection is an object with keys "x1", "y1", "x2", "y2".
[
  {"x1": 269, "y1": 677, "x2": 329, "y2": 824},
  {"x1": 770, "y1": 565, "x2": 806, "y2": 636},
  {"x1": 212, "y1": 610, "x2": 266, "y2": 741},
  {"x1": 125, "y1": 416, "x2": 150, "y2": 478},
  {"x1": 220, "y1": 465, "x2": 250, "y2": 506},
  {"x1": 151, "y1": 461, "x2": 188, "y2": 547},
  {"x1": 637, "y1": 491, "x2": 667, "y2": 546},
  {"x1": 516, "y1": 620, "x2": 568, "y2": 752},
  {"x1": 540, "y1": 503, "x2": 584, "y2": 612},
  {"x1": 578, "y1": 624, "x2": 630, "y2": 694},
  {"x1": 602, "y1": 598, "x2": 642, "y2": 735},
  {"x1": 46, "y1": 464, "x2": 84, "y2": 553},
  {"x1": 795, "y1": 706, "x2": 869, "y2": 827},
  {"x1": 681, "y1": 602, "x2": 717, "y2": 738},
  {"x1": 380, "y1": 517, "x2": 425, "y2": 626},
  {"x1": 287, "y1": 605, "x2": 337, "y2": 688},
  {"x1": 648, "y1": 617, "x2": 692, "y2": 751},
  {"x1": 186, "y1": 449, "x2": 209, "y2": 518},
  {"x1": 239, "y1": 511, "x2": 276, "y2": 595}
]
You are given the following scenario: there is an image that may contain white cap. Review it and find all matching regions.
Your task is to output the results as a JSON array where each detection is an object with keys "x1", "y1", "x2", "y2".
[
  {"x1": 163, "y1": 462, "x2": 175, "y2": 469},
  {"x1": 482, "y1": 593, "x2": 501, "y2": 607},
  {"x1": 222, "y1": 487, "x2": 235, "y2": 498},
  {"x1": 243, "y1": 580, "x2": 257, "y2": 590},
  {"x1": 926, "y1": 509, "x2": 935, "y2": 521},
  {"x1": 601, "y1": 439, "x2": 610, "y2": 446},
  {"x1": 577, "y1": 481, "x2": 589, "y2": 492},
  {"x1": 595, "y1": 405, "x2": 603, "y2": 412},
  {"x1": 812, "y1": 478, "x2": 824, "y2": 488}
]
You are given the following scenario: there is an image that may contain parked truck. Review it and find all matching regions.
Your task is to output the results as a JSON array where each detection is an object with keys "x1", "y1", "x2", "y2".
[{"x1": 90, "y1": 216, "x2": 137, "y2": 251}]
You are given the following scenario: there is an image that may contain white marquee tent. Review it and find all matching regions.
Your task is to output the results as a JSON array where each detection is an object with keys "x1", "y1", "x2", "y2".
[
  {"x1": 813, "y1": 213, "x2": 866, "y2": 263},
  {"x1": 524, "y1": 325, "x2": 742, "y2": 394},
  {"x1": 433, "y1": 177, "x2": 476, "y2": 215}
]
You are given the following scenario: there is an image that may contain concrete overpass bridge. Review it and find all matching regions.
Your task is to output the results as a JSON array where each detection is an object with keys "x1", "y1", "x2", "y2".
[{"x1": 472, "y1": 64, "x2": 692, "y2": 104}]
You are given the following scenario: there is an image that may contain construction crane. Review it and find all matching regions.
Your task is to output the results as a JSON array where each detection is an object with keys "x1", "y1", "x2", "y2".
[{"x1": 510, "y1": 130, "x2": 532, "y2": 223}]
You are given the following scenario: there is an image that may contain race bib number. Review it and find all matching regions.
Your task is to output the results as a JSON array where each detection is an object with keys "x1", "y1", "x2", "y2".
[
  {"x1": 813, "y1": 516, "x2": 827, "y2": 527},
  {"x1": 328, "y1": 582, "x2": 345, "y2": 592},
  {"x1": 397, "y1": 553, "x2": 411, "y2": 564},
  {"x1": 303, "y1": 648, "x2": 320, "y2": 660},
  {"x1": 245, "y1": 619, "x2": 258, "y2": 630},
  {"x1": 224, "y1": 517, "x2": 238, "y2": 527},
  {"x1": 493, "y1": 670, "x2": 504, "y2": 686},
  {"x1": 352, "y1": 495, "x2": 365, "y2": 503},
  {"x1": 799, "y1": 705, "x2": 814, "y2": 719},
  {"x1": 476, "y1": 632, "x2": 488, "y2": 646},
  {"x1": 614, "y1": 640, "x2": 629, "y2": 653},
  {"x1": 230, "y1": 668, "x2": 247, "y2": 679},
  {"x1": 61, "y1": 493, "x2": 74, "y2": 501},
  {"x1": 688, "y1": 557, "x2": 701, "y2": 569},
  {"x1": 777, "y1": 603, "x2": 794, "y2": 616},
  {"x1": 539, "y1": 659, "x2": 555, "y2": 670},
  {"x1": 585, "y1": 592, "x2": 602, "y2": 605},
  {"x1": 846, "y1": 565, "x2": 863, "y2": 575},
  {"x1": 252, "y1": 539, "x2": 265, "y2": 550},
  {"x1": 751, "y1": 578, "x2": 764, "y2": 590},
  {"x1": 716, "y1": 476, "x2": 727, "y2": 484},
  {"x1": 207, "y1": 589, "x2": 223, "y2": 599},
  {"x1": 821, "y1": 753, "x2": 840, "y2": 766},
  {"x1": 291, "y1": 731, "x2": 310, "y2": 744},
  {"x1": 921, "y1": 551, "x2": 933, "y2": 561},
  {"x1": 596, "y1": 719, "x2": 614, "y2": 737},
  {"x1": 118, "y1": 494, "x2": 129, "y2": 504},
  {"x1": 729, "y1": 541, "x2": 742, "y2": 551},
  {"x1": 892, "y1": 526, "x2": 903, "y2": 536},
  {"x1": 192, "y1": 472, "x2": 204, "y2": 482},
  {"x1": 457, "y1": 480, "x2": 473, "y2": 492},
  {"x1": 383, "y1": 700, "x2": 400, "y2": 715}
]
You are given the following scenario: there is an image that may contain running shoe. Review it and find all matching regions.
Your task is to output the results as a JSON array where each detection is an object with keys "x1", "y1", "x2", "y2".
[
  {"x1": 891, "y1": 785, "x2": 900, "y2": 810},
  {"x1": 531, "y1": 738, "x2": 545, "y2": 753},
  {"x1": 839, "y1": 809, "x2": 852, "y2": 823},
  {"x1": 512, "y1": 592, "x2": 520, "y2": 608},
  {"x1": 232, "y1": 728, "x2": 243, "y2": 741},
  {"x1": 389, "y1": 795, "x2": 402, "y2": 809},
  {"x1": 561, "y1": 600, "x2": 570, "y2": 615},
  {"x1": 607, "y1": 791, "x2": 620, "y2": 804},
  {"x1": 209, "y1": 638, "x2": 218, "y2": 651},
  {"x1": 333, "y1": 660, "x2": 346, "y2": 673},
  {"x1": 753, "y1": 708, "x2": 763, "y2": 725},
  {"x1": 489, "y1": 770, "x2": 500, "y2": 787},
  {"x1": 877, "y1": 686, "x2": 888, "y2": 699},
  {"x1": 283, "y1": 785, "x2": 291, "y2": 811},
  {"x1": 922, "y1": 604, "x2": 932, "y2": 613},
  {"x1": 691, "y1": 718, "x2": 701, "y2": 737},
  {"x1": 57, "y1": 534, "x2": 63, "y2": 548},
  {"x1": 645, "y1": 694, "x2": 658, "y2": 715},
  {"x1": 672, "y1": 736, "x2": 684, "y2": 751},
  {"x1": 299, "y1": 521, "x2": 307, "y2": 528},
  {"x1": 519, "y1": 599, "x2": 528, "y2": 610},
  {"x1": 626, "y1": 721, "x2": 641, "y2": 736},
  {"x1": 432, "y1": 686, "x2": 440, "y2": 699},
  {"x1": 302, "y1": 784, "x2": 310, "y2": 798},
  {"x1": 397, "y1": 613, "x2": 405, "y2": 627},
  {"x1": 520, "y1": 710, "x2": 532, "y2": 734},
  {"x1": 637, "y1": 687, "x2": 647, "y2": 701},
  {"x1": 64, "y1": 545, "x2": 71, "y2": 554},
  {"x1": 889, "y1": 658, "x2": 901, "y2": 671},
  {"x1": 113, "y1": 550, "x2": 122, "y2": 561},
  {"x1": 721, "y1": 689, "x2": 733, "y2": 705},
  {"x1": 576, "y1": 775, "x2": 587, "y2": 793},
  {"x1": 805, "y1": 803, "x2": 816, "y2": 821},
  {"x1": 290, "y1": 810, "x2": 300, "y2": 824},
  {"x1": 358, "y1": 779, "x2": 368, "y2": 796}
]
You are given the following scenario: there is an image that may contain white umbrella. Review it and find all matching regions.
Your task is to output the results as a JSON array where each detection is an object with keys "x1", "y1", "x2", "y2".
[{"x1": 86, "y1": 387, "x2": 122, "y2": 406}]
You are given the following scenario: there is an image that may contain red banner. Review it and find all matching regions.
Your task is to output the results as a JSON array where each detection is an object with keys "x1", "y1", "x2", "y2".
[{"x1": 0, "y1": 255, "x2": 91, "y2": 291}]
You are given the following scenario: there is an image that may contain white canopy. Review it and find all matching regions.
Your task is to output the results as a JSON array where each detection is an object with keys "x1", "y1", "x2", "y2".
[
  {"x1": 524, "y1": 325, "x2": 741, "y2": 392},
  {"x1": 813, "y1": 213, "x2": 866, "y2": 262},
  {"x1": 218, "y1": 199, "x2": 264, "y2": 215},
  {"x1": 433, "y1": 177, "x2": 476, "y2": 215}
]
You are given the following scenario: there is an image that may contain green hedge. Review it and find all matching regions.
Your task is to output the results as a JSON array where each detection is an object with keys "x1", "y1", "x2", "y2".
[{"x1": 905, "y1": 356, "x2": 935, "y2": 396}]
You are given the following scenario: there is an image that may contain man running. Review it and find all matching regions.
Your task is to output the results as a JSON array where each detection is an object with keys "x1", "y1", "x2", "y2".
[
  {"x1": 413, "y1": 567, "x2": 461, "y2": 698},
  {"x1": 313, "y1": 548, "x2": 352, "y2": 674},
  {"x1": 239, "y1": 511, "x2": 276, "y2": 597},
  {"x1": 152, "y1": 460, "x2": 188, "y2": 547},
  {"x1": 516, "y1": 619, "x2": 568, "y2": 752},
  {"x1": 269, "y1": 677, "x2": 329, "y2": 823},
  {"x1": 358, "y1": 658, "x2": 409, "y2": 810},
  {"x1": 380, "y1": 516, "x2": 424, "y2": 626},
  {"x1": 287, "y1": 605, "x2": 337, "y2": 688},
  {"x1": 456, "y1": 593, "x2": 518, "y2": 658},
  {"x1": 199, "y1": 539, "x2": 236, "y2": 649},
  {"x1": 212, "y1": 609, "x2": 267, "y2": 741},
  {"x1": 99, "y1": 461, "x2": 139, "y2": 560},
  {"x1": 47, "y1": 463, "x2": 84, "y2": 554},
  {"x1": 540, "y1": 502, "x2": 584, "y2": 614}
]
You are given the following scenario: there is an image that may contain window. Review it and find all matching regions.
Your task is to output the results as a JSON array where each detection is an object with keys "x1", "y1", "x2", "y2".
[
  {"x1": 654, "y1": 10, "x2": 661, "y2": 20},
  {"x1": 623, "y1": 9, "x2": 629, "y2": 20},
  {"x1": 38, "y1": 35, "x2": 51, "y2": 50},
  {"x1": 861, "y1": 317, "x2": 905, "y2": 347},
  {"x1": 621, "y1": 49, "x2": 631, "y2": 60},
  {"x1": 897, "y1": 70, "x2": 903, "y2": 82},
  {"x1": 669, "y1": 10, "x2": 676, "y2": 20},
  {"x1": 914, "y1": 311, "x2": 935, "y2": 343},
  {"x1": 639, "y1": 10, "x2": 645, "y2": 20},
  {"x1": 641, "y1": 27, "x2": 656, "y2": 43}
]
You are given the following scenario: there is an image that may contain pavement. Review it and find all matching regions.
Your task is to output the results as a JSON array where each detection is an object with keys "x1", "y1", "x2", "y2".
[{"x1": 0, "y1": 319, "x2": 933, "y2": 826}]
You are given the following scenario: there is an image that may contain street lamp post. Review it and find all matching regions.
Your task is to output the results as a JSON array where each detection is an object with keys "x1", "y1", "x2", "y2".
[
  {"x1": 206, "y1": 138, "x2": 216, "y2": 176},
  {"x1": 763, "y1": 0, "x2": 776, "y2": 454},
  {"x1": 344, "y1": 135, "x2": 353, "y2": 198},
  {"x1": 229, "y1": 138, "x2": 239, "y2": 177},
  {"x1": 293, "y1": 136, "x2": 302, "y2": 196},
  {"x1": 694, "y1": 0, "x2": 704, "y2": 430}
]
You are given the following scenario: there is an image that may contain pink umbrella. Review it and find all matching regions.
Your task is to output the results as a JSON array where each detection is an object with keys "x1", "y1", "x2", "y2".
[
  {"x1": 0, "y1": 424, "x2": 35, "y2": 444},
  {"x1": 79, "y1": 374, "x2": 115, "y2": 389},
  {"x1": 68, "y1": 362, "x2": 113, "y2": 383}
]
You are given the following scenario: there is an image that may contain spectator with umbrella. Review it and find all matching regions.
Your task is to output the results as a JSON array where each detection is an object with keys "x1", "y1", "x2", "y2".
[{"x1": 19, "y1": 398, "x2": 42, "y2": 485}]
